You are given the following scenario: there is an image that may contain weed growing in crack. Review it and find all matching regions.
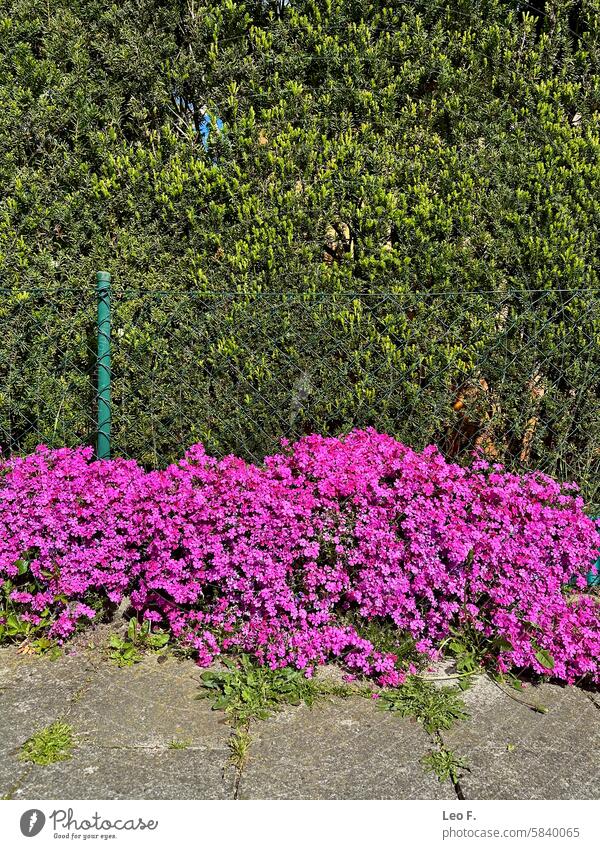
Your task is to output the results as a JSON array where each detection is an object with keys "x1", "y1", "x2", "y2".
[
  {"x1": 107, "y1": 619, "x2": 169, "y2": 667},
  {"x1": 19, "y1": 721, "x2": 75, "y2": 766},
  {"x1": 378, "y1": 676, "x2": 471, "y2": 790},
  {"x1": 168, "y1": 739, "x2": 191, "y2": 750},
  {"x1": 422, "y1": 749, "x2": 469, "y2": 785},
  {"x1": 107, "y1": 636, "x2": 143, "y2": 667},
  {"x1": 377, "y1": 677, "x2": 469, "y2": 734},
  {"x1": 196, "y1": 655, "x2": 353, "y2": 724},
  {"x1": 228, "y1": 728, "x2": 252, "y2": 770}
]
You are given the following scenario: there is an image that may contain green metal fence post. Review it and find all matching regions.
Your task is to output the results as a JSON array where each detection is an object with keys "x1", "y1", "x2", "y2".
[{"x1": 96, "y1": 271, "x2": 111, "y2": 459}]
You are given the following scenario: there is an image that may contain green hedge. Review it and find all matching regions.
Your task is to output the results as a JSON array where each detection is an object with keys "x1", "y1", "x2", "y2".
[{"x1": 1, "y1": 1, "x2": 600, "y2": 500}]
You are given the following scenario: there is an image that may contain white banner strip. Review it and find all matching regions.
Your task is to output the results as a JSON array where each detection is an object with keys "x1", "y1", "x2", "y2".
[{"x1": 0, "y1": 799, "x2": 598, "y2": 848}]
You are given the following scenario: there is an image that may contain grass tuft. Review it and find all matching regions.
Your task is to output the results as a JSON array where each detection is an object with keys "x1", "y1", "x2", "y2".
[{"x1": 19, "y1": 721, "x2": 75, "y2": 766}]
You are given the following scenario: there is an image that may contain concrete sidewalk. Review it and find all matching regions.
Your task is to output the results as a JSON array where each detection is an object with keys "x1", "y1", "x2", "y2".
[{"x1": 1, "y1": 646, "x2": 598, "y2": 800}]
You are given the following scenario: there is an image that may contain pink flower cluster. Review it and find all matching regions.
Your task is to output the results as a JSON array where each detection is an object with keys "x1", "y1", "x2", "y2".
[
  {"x1": 1, "y1": 431, "x2": 599, "y2": 684},
  {"x1": 0, "y1": 446, "x2": 146, "y2": 637}
]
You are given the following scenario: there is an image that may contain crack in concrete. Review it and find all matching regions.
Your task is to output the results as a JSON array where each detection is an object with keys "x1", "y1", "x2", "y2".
[
  {"x1": 74, "y1": 743, "x2": 225, "y2": 752},
  {"x1": 2, "y1": 764, "x2": 33, "y2": 800},
  {"x1": 433, "y1": 730, "x2": 467, "y2": 800},
  {"x1": 585, "y1": 692, "x2": 600, "y2": 712},
  {"x1": 228, "y1": 725, "x2": 251, "y2": 801}
]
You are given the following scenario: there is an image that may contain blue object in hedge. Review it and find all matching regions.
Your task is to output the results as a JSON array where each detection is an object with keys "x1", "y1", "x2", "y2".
[
  {"x1": 588, "y1": 559, "x2": 600, "y2": 586},
  {"x1": 569, "y1": 517, "x2": 600, "y2": 588},
  {"x1": 587, "y1": 517, "x2": 600, "y2": 587}
]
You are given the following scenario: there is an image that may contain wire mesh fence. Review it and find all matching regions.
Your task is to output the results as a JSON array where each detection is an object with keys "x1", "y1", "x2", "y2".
[{"x1": 1, "y1": 286, "x2": 599, "y2": 508}]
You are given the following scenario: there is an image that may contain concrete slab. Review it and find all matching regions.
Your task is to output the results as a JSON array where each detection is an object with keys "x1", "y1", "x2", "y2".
[
  {"x1": 441, "y1": 675, "x2": 600, "y2": 800},
  {"x1": 0, "y1": 648, "x2": 95, "y2": 798},
  {"x1": 0, "y1": 651, "x2": 234, "y2": 800},
  {"x1": 238, "y1": 696, "x2": 455, "y2": 800},
  {"x1": 12, "y1": 745, "x2": 234, "y2": 800},
  {"x1": 67, "y1": 656, "x2": 230, "y2": 749}
]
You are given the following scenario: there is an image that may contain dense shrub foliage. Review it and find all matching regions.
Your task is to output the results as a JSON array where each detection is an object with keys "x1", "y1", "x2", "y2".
[
  {"x1": 1, "y1": 1, "x2": 600, "y2": 494},
  {"x1": 1, "y1": 431, "x2": 599, "y2": 684}
]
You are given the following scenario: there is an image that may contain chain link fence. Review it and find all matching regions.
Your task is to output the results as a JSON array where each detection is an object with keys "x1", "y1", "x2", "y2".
[{"x1": 1, "y1": 287, "x2": 599, "y2": 508}]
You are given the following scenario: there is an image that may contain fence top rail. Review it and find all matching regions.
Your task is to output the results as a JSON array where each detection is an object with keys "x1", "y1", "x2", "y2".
[{"x1": 1, "y1": 287, "x2": 600, "y2": 297}]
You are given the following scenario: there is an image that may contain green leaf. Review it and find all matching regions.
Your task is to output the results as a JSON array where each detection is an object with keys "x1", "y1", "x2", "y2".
[
  {"x1": 15, "y1": 559, "x2": 29, "y2": 575},
  {"x1": 534, "y1": 649, "x2": 555, "y2": 670}
]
